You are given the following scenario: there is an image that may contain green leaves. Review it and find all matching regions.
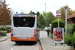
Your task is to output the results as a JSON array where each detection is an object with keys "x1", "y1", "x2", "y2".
[
  {"x1": 59, "y1": 7, "x2": 72, "y2": 20},
  {"x1": 71, "y1": 32, "x2": 75, "y2": 46},
  {"x1": 29, "y1": 11, "x2": 55, "y2": 28},
  {"x1": 29, "y1": 10, "x2": 35, "y2": 14},
  {"x1": 36, "y1": 11, "x2": 40, "y2": 17},
  {"x1": 51, "y1": 20, "x2": 65, "y2": 33},
  {"x1": 64, "y1": 34, "x2": 72, "y2": 44},
  {"x1": 46, "y1": 12, "x2": 55, "y2": 27},
  {"x1": 38, "y1": 14, "x2": 45, "y2": 28}
]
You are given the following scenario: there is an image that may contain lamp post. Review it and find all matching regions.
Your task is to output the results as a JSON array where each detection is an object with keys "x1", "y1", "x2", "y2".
[
  {"x1": 45, "y1": 3, "x2": 46, "y2": 27},
  {"x1": 16, "y1": 12, "x2": 18, "y2": 17},
  {"x1": 64, "y1": 5, "x2": 68, "y2": 34}
]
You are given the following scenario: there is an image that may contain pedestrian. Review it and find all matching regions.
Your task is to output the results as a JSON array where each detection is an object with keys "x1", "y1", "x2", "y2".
[{"x1": 47, "y1": 28, "x2": 50, "y2": 37}]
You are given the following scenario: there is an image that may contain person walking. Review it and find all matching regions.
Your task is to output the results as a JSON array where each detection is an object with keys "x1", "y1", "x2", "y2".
[{"x1": 47, "y1": 28, "x2": 50, "y2": 37}]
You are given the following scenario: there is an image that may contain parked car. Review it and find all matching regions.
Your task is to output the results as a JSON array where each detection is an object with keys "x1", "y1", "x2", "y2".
[{"x1": 44, "y1": 27, "x2": 48, "y2": 31}]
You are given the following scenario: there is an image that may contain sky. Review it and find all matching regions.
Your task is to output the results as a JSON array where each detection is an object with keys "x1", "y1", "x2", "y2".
[{"x1": 6, "y1": 0, "x2": 75, "y2": 15}]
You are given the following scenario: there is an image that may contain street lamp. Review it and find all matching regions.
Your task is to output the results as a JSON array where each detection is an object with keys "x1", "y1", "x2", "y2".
[
  {"x1": 64, "y1": 4, "x2": 68, "y2": 34},
  {"x1": 16, "y1": 12, "x2": 18, "y2": 17},
  {"x1": 45, "y1": 3, "x2": 46, "y2": 27}
]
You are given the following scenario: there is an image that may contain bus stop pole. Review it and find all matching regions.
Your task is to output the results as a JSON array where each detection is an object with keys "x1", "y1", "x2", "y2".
[{"x1": 58, "y1": 17, "x2": 59, "y2": 27}]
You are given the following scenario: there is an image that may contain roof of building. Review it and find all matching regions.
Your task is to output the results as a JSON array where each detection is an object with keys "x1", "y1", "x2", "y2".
[{"x1": 67, "y1": 14, "x2": 75, "y2": 19}]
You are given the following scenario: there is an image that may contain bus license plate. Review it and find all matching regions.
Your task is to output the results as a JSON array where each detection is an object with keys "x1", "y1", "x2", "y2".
[{"x1": 21, "y1": 37, "x2": 26, "y2": 39}]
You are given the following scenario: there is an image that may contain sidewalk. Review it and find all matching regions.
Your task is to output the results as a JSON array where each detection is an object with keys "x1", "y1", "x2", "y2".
[
  {"x1": 40, "y1": 31, "x2": 72, "y2": 50},
  {"x1": 0, "y1": 33, "x2": 10, "y2": 42}
]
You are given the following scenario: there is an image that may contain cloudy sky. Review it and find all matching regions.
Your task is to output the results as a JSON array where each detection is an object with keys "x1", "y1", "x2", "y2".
[{"x1": 6, "y1": 0, "x2": 75, "y2": 15}]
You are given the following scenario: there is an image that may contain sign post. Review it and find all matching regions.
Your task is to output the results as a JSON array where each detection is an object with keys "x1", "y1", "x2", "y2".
[
  {"x1": 53, "y1": 10, "x2": 64, "y2": 45},
  {"x1": 56, "y1": 10, "x2": 61, "y2": 27}
]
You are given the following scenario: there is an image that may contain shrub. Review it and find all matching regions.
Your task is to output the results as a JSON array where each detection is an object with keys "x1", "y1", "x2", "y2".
[
  {"x1": 6, "y1": 29, "x2": 11, "y2": 33},
  {"x1": 64, "y1": 34, "x2": 72, "y2": 45},
  {"x1": 0, "y1": 31, "x2": 4, "y2": 36},
  {"x1": 0, "y1": 27, "x2": 1, "y2": 30},
  {"x1": 50, "y1": 33, "x2": 53, "y2": 39},
  {"x1": 0, "y1": 27, "x2": 6, "y2": 30},
  {"x1": 51, "y1": 20, "x2": 65, "y2": 33},
  {"x1": 0, "y1": 27, "x2": 11, "y2": 33},
  {"x1": 0, "y1": 31, "x2": 7, "y2": 36},
  {"x1": 71, "y1": 32, "x2": 75, "y2": 48},
  {"x1": 40, "y1": 26, "x2": 44, "y2": 30},
  {"x1": 6, "y1": 27, "x2": 11, "y2": 29},
  {"x1": 71, "y1": 24, "x2": 75, "y2": 35},
  {"x1": 67, "y1": 24, "x2": 74, "y2": 36}
]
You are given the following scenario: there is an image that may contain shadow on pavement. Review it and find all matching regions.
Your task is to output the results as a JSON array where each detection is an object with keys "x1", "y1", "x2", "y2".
[{"x1": 13, "y1": 41, "x2": 37, "y2": 46}]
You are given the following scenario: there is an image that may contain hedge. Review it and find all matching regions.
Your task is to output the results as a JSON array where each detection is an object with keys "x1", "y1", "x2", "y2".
[
  {"x1": 6, "y1": 27, "x2": 11, "y2": 29},
  {"x1": 0, "y1": 27, "x2": 5, "y2": 31},
  {"x1": 67, "y1": 24, "x2": 74, "y2": 36},
  {"x1": 50, "y1": 33, "x2": 53, "y2": 39},
  {"x1": 6, "y1": 29, "x2": 11, "y2": 33},
  {"x1": 51, "y1": 20, "x2": 65, "y2": 33},
  {"x1": 0, "y1": 31, "x2": 7, "y2": 36},
  {"x1": 71, "y1": 24, "x2": 75, "y2": 35},
  {"x1": 64, "y1": 34, "x2": 72, "y2": 45},
  {"x1": 0, "y1": 27, "x2": 11, "y2": 33},
  {"x1": 71, "y1": 32, "x2": 75, "y2": 48}
]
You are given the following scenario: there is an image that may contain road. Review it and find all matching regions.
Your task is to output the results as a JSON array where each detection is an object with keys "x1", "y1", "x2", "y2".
[
  {"x1": 0, "y1": 31, "x2": 47, "y2": 50},
  {"x1": 0, "y1": 36, "x2": 41, "y2": 50},
  {"x1": 0, "y1": 30, "x2": 74, "y2": 50}
]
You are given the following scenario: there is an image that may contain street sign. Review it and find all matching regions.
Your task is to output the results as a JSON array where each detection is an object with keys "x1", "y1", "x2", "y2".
[{"x1": 56, "y1": 10, "x2": 61, "y2": 17}]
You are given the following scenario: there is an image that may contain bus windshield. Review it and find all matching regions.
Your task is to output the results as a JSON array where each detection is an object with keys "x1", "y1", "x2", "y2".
[{"x1": 13, "y1": 17, "x2": 35, "y2": 27}]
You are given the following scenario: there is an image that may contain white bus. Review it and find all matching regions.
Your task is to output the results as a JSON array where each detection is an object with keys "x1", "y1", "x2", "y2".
[{"x1": 11, "y1": 14, "x2": 40, "y2": 44}]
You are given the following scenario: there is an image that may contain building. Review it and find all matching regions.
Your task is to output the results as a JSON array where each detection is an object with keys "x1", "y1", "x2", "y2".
[{"x1": 67, "y1": 14, "x2": 75, "y2": 24}]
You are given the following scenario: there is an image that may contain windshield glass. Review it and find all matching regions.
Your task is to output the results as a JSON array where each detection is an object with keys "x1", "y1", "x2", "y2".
[{"x1": 13, "y1": 17, "x2": 35, "y2": 27}]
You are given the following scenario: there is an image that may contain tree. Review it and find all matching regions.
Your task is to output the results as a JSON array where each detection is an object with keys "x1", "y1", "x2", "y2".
[
  {"x1": 59, "y1": 6, "x2": 72, "y2": 20},
  {"x1": 29, "y1": 10, "x2": 33, "y2": 14},
  {"x1": 0, "y1": 0, "x2": 3, "y2": 25},
  {"x1": 0, "y1": 0, "x2": 11, "y2": 25},
  {"x1": 36, "y1": 11, "x2": 40, "y2": 17},
  {"x1": 46, "y1": 12, "x2": 55, "y2": 27},
  {"x1": 29, "y1": 10, "x2": 35, "y2": 14},
  {"x1": 71, "y1": 10, "x2": 75, "y2": 15},
  {"x1": 33, "y1": 12, "x2": 35, "y2": 14},
  {"x1": 38, "y1": 14, "x2": 45, "y2": 28},
  {"x1": 43, "y1": 11, "x2": 46, "y2": 18}
]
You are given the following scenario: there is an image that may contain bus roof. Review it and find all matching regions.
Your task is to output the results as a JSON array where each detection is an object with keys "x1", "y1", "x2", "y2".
[
  {"x1": 13, "y1": 14, "x2": 36, "y2": 17},
  {"x1": 14, "y1": 14, "x2": 35, "y2": 15}
]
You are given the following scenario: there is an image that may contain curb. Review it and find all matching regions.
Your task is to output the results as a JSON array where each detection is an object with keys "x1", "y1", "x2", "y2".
[
  {"x1": 0, "y1": 37, "x2": 10, "y2": 42},
  {"x1": 40, "y1": 39, "x2": 45, "y2": 50}
]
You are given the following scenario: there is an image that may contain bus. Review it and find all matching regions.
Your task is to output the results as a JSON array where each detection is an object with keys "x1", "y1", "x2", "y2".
[{"x1": 11, "y1": 14, "x2": 41, "y2": 44}]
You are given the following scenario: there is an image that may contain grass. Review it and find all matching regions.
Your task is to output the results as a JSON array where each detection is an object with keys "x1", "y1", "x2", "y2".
[{"x1": 50, "y1": 33, "x2": 53, "y2": 39}]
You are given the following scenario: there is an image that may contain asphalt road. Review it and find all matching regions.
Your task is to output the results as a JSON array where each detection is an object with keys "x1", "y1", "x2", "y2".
[
  {"x1": 0, "y1": 31, "x2": 47, "y2": 50},
  {"x1": 0, "y1": 37, "x2": 40, "y2": 50},
  {"x1": 0, "y1": 31, "x2": 73, "y2": 50}
]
